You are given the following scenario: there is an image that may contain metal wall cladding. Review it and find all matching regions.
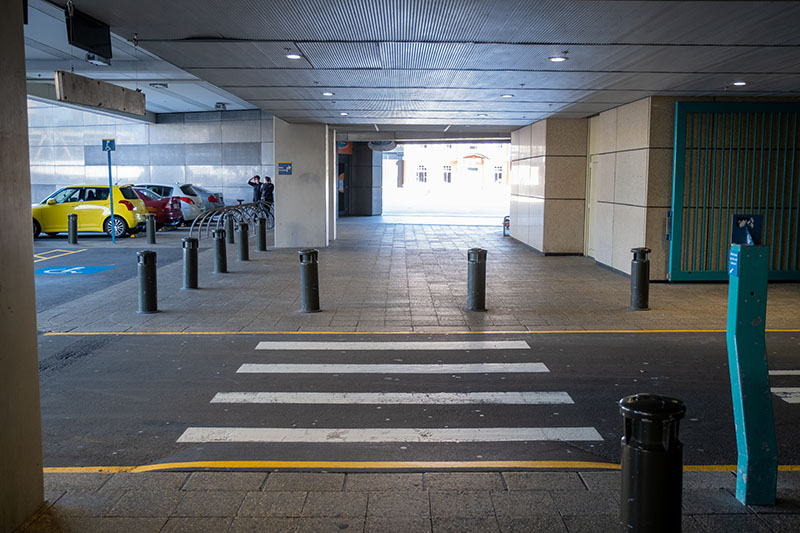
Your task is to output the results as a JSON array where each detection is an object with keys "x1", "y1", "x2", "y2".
[{"x1": 222, "y1": 143, "x2": 261, "y2": 165}]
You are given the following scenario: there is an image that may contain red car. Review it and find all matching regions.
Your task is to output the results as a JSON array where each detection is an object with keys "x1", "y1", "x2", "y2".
[{"x1": 134, "y1": 187, "x2": 182, "y2": 229}]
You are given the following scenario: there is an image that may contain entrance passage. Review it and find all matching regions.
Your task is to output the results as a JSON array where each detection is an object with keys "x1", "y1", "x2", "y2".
[{"x1": 382, "y1": 143, "x2": 510, "y2": 222}]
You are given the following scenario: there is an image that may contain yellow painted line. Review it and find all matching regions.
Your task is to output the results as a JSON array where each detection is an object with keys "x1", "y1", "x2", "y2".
[
  {"x1": 34, "y1": 249, "x2": 87, "y2": 263},
  {"x1": 43, "y1": 328, "x2": 800, "y2": 336},
  {"x1": 41, "y1": 461, "x2": 800, "y2": 473}
]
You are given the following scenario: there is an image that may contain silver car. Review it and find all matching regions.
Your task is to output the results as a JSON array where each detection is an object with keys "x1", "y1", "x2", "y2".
[
  {"x1": 190, "y1": 184, "x2": 226, "y2": 210},
  {"x1": 134, "y1": 183, "x2": 205, "y2": 224}
]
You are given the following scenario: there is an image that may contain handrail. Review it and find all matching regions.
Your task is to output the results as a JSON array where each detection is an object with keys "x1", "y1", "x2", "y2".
[{"x1": 189, "y1": 201, "x2": 273, "y2": 239}]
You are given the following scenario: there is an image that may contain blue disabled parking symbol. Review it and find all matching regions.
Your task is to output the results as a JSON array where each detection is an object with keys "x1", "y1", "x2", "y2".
[{"x1": 35, "y1": 266, "x2": 115, "y2": 275}]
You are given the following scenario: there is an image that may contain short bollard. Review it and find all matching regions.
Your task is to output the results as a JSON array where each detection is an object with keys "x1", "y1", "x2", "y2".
[
  {"x1": 630, "y1": 247, "x2": 651, "y2": 310},
  {"x1": 466, "y1": 248, "x2": 487, "y2": 311},
  {"x1": 137, "y1": 250, "x2": 158, "y2": 314},
  {"x1": 298, "y1": 249, "x2": 320, "y2": 312},
  {"x1": 225, "y1": 215, "x2": 235, "y2": 244},
  {"x1": 213, "y1": 229, "x2": 227, "y2": 274},
  {"x1": 238, "y1": 223, "x2": 249, "y2": 261},
  {"x1": 257, "y1": 217, "x2": 268, "y2": 252},
  {"x1": 619, "y1": 394, "x2": 686, "y2": 533},
  {"x1": 182, "y1": 237, "x2": 198, "y2": 289},
  {"x1": 67, "y1": 213, "x2": 78, "y2": 244},
  {"x1": 146, "y1": 214, "x2": 157, "y2": 245}
]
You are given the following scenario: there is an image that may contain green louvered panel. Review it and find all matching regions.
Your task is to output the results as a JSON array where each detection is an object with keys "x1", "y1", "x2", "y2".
[{"x1": 670, "y1": 102, "x2": 800, "y2": 281}]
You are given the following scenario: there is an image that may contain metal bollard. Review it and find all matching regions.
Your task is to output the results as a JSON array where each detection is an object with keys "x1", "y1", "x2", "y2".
[
  {"x1": 630, "y1": 247, "x2": 651, "y2": 310},
  {"x1": 146, "y1": 214, "x2": 157, "y2": 244},
  {"x1": 182, "y1": 237, "x2": 198, "y2": 289},
  {"x1": 238, "y1": 222, "x2": 249, "y2": 261},
  {"x1": 298, "y1": 249, "x2": 321, "y2": 312},
  {"x1": 619, "y1": 394, "x2": 686, "y2": 533},
  {"x1": 225, "y1": 215, "x2": 235, "y2": 244},
  {"x1": 257, "y1": 217, "x2": 268, "y2": 252},
  {"x1": 67, "y1": 213, "x2": 78, "y2": 244},
  {"x1": 213, "y1": 229, "x2": 227, "y2": 274},
  {"x1": 137, "y1": 250, "x2": 158, "y2": 313},
  {"x1": 466, "y1": 248, "x2": 487, "y2": 311}
]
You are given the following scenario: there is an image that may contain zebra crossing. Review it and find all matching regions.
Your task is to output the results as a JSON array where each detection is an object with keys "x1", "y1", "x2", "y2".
[
  {"x1": 770, "y1": 369, "x2": 800, "y2": 403},
  {"x1": 176, "y1": 338, "x2": 603, "y2": 447}
]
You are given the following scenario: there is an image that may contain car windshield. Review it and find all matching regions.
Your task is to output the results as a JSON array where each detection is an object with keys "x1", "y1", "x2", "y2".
[
  {"x1": 180, "y1": 184, "x2": 198, "y2": 195},
  {"x1": 138, "y1": 185, "x2": 173, "y2": 197},
  {"x1": 135, "y1": 188, "x2": 161, "y2": 200},
  {"x1": 119, "y1": 187, "x2": 139, "y2": 200},
  {"x1": 192, "y1": 186, "x2": 211, "y2": 195}
]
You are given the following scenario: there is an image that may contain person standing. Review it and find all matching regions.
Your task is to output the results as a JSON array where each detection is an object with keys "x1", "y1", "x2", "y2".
[
  {"x1": 247, "y1": 175, "x2": 262, "y2": 202},
  {"x1": 261, "y1": 176, "x2": 274, "y2": 213}
]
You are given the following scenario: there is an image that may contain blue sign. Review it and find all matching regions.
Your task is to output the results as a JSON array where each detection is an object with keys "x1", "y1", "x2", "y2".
[
  {"x1": 728, "y1": 250, "x2": 739, "y2": 277},
  {"x1": 730, "y1": 214, "x2": 763, "y2": 245},
  {"x1": 278, "y1": 161, "x2": 292, "y2": 175},
  {"x1": 102, "y1": 139, "x2": 116, "y2": 151},
  {"x1": 35, "y1": 266, "x2": 115, "y2": 275}
]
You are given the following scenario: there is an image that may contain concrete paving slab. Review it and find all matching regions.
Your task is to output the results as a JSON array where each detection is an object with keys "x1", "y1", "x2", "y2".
[
  {"x1": 237, "y1": 491, "x2": 306, "y2": 517},
  {"x1": 692, "y1": 514, "x2": 772, "y2": 532},
  {"x1": 228, "y1": 517, "x2": 299, "y2": 532},
  {"x1": 426, "y1": 472, "x2": 504, "y2": 491},
  {"x1": 429, "y1": 491, "x2": 494, "y2": 517},
  {"x1": 551, "y1": 490, "x2": 618, "y2": 515},
  {"x1": 496, "y1": 515, "x2": 568, "y2": 533},
  {"x1": 101, "y1": 472, "x2": 189, "y2": 492},
  {"x1": 48, "y1": 490, "x2": 124, "y2": 516},
  {"x1": 345, "y1": 473, "x2": 424, "y2": 492},
  {"x1": 263, "y1": 472, "x2": 345, "y2": 492},
  {"x1": 367, "y1": 491, "x2": 430, "y2": 517},
  {"x1": 503, "y1": 472, "x2": 586, "y2": 491},
  {"x1": 43, "y1": 473, "x2": 112, "y2": 492},
  {"x1": 431, "y1": 516, "x2": 500, "y2": 533},
  {"x1": 490, "y1": 490, "x2": 559, "y2": 516},
  {"x1": 366, "y1": 517, "x2": 432, "y2": 533},
  {"x1": 295, "y1": 517, "x2": 366, "y2": 533},
  {"x1": 161, "y1": 516, "x2": 232, "y2": 532},
  {"x1": 682, "y1": 488, "x2": 751, "y2": 514},
  {"x1": 181, "y1": 472, "x2": 266, "y2": 491},
  {"x1": 107, "y1": 490, "x2": 184, "y2": 517},
  {"x1": 302, "y1": 491, "x2": 368, "y2": 517},
  {"x1": 172, "y1": 490, "x2": 246, "y2": 517}
]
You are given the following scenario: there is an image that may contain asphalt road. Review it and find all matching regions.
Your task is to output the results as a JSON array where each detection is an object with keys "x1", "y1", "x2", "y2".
[{"x1": 37, "y1": 332, "x2": 800, "y2": 469}]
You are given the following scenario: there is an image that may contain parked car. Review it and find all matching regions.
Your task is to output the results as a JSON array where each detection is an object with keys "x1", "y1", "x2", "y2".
[
  {"x1": 32, "y1": 184, "x2": 147, "y2": 238},
  {"x1": 190, "y1": 184, "x2": 225, "y2": 210},
  {"x1": 133, "y1": 187, "x2": 182, "y2": 229},
  {"x1": 134, "y1": 183, "x2": 204, "y2": 224}
]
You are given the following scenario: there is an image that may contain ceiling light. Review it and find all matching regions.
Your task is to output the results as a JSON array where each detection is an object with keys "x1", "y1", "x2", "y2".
[
  {"x1": 732, "y1": 81, "x2": 747, "y2": 86},
  {"x1": 549, "y1": 55, "x2": 568, "y2": 62},
  {"x1": 340, "y1": 112, "x2": 349, "y2": 116},
  {"x1": 285, "y1": 49, "x2": 303, "y2": 59},
  {"x1": 478, "y1": 113, "x2": 488, "y2": 117},
  {"x1": 322, "y1": 91, "x2": 334, "y2": 96},
  {"x1": 501, "y1": 94, "x2": 514, "y2": 98}
]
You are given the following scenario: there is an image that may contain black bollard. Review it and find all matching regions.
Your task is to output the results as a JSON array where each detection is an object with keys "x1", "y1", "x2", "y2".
[
  {"x1": 137, "y1": 250, "x2": 158, "y2": 313},
  {"x1": 213, "y1": 229, "x2": 227, "y2": 274},
  {"x1": 619, "y1": 394, "x2": 686, "y2": 533},
  {"x1": 257, "y1": 217, "x2": 268, "y2": 252},
  {"x1": 67, "y1": 213, "x2": 78, "y2": 244},
  {"x1": 225, "y1": 215, "x2": 235, "y2": 244},
  {"x1": 182, "y1": 237, "x2": 198, "y2": 289},
  {"x1": 146, "y1": 214, "x2": 157, "y2": 244},
  {"x1": 630, "y1": 247, "x2": 651, "y2": 310},
  {"x1": 238, "y1": 222, "x2": 249, "y2": 261},
  {"x1": 466, "y1": 248, "x2": 487, "y2": 311},
  {"x1": 298, "y1": 249, "x2": 320, "y2": 312}
]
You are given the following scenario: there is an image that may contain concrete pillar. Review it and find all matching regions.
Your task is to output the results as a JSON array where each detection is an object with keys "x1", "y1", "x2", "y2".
[
  {"x1": 273, "y1": 118, "x2": 331, "y2": 248},
  {"x1": 1, "y1": 3, "x2": 45, "y2": 531},
  {"x1": 349, "y1": 142, "x2": 383, "y2": 215},
  {"x1": 327, "y1": 127, "x2": 337, "y2": 241}
]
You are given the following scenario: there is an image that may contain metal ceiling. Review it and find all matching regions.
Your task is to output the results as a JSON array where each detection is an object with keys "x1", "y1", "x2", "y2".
[{"x1": 28, "y1": 0, "x2": 800, "y2": 137}]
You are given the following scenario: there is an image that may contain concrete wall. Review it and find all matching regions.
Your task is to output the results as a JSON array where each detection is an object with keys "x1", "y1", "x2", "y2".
[
  {"x1": 1, "y1": 3, "x2": 45, "y2": 530},
  {"x1": 510, "y1": 118, "x2": 587, "y2": 254},
  {"x1": 586, "y1": 97, "x2": 673, "y2": 278},
  {"x1": 28, "y1": 100, "x2": 275, "y2": 205},
  {"x1": 349, "y1": 142, "x2": 383, "y2": 216},
  {"x1": 273, "y1": 118, "x2": 331, "y2": 248}
]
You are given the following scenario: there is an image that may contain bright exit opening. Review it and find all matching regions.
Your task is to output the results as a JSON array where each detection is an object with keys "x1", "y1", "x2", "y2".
[{"x1": 382, "y1": 142, "x2": 510, "y2": 223}]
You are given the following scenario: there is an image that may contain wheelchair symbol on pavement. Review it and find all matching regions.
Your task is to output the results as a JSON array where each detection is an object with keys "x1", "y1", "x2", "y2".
[{"x1": 35, "y1": 266, "x2": 115, "y2": 275}]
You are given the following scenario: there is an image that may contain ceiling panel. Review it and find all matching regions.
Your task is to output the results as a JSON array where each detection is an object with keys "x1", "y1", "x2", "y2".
[{"x1": 298, "y1": 42, "x2": 382, "y2": 69}]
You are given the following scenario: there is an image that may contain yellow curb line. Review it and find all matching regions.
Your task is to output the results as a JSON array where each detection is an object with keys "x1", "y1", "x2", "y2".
[
  {"x1": 42, "y1": 461, "x2": 800, "y2": 473},
  {"x1": 43, "y1": 329, "x2": 800, "y2": 336}
]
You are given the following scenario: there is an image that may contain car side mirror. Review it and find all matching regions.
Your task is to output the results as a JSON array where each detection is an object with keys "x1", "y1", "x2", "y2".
[{"x1": 47, "y1": 198, "x2": 57, "y2": 205}]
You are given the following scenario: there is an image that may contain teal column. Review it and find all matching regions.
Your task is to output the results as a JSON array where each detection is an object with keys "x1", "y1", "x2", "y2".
[{"x1": 726, "y1": 243, "x2": 777, "y2": 505}]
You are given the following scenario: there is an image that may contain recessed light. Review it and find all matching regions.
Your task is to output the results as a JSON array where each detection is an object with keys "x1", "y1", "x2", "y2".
[
  {"x1": 478, "y1": 113, "x2": 488, "y2": 117},
  {"x1": 285, "y1": 52, "x2": 302, "y2": 59},
  {"x1": 340, "y1": 112, "x2": 349, "y2": 116},
  {"x1": 501, "y1": 94, "x2": 514, "y2": 98},
  {"x1": 549, "y1": 56, "x2": 568, "y2": 62},
  {"x1": 322, "y1": 91, "x2": 334, "y2": 96},
  {"x1": 732, "y1": 81, "x2": 747, "y2": 86}
]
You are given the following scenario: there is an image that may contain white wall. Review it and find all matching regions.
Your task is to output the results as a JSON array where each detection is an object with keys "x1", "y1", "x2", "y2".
[{"x1": 273, "y1": 118, "x2": 332, "y2": 248}]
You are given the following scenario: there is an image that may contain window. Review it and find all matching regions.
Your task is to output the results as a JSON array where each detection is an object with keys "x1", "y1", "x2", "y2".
[
  {"x1": 443, "y1": 165, "x2": 452, "y2": 183},
  {"x1": 47, "y1": 187, "x2": 81, "y2": 204},
  {"x1": 416, "y1": 165, "x2": 427, "y2": 183},
  {"x1": 83, "y1": 187, "x2": 109, "y2": 201},
  {"x1": 494, "y1": 165, "x2": 504, "y2": 182}
]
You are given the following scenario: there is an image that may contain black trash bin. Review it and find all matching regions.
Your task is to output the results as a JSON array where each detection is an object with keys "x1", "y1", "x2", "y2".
[{"x1": 619, "y1": 393, "x2": 686, "y2": 533}]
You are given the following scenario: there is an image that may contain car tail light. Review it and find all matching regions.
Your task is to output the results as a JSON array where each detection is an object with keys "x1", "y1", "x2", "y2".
[
  {"x1": 208, "y1": 195, "x2": 218, "y2": 203},
  {"x1": 180, "y1": 197, "x2": 194, "y2": 204},
  {"x1": 118, "y1": 200, "x2": 135, "y2": 211}
]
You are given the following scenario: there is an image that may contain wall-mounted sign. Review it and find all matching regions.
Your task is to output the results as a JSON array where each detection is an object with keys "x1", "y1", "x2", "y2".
[
  {"x1": 730, "y1": 214, "x2": 763, "y2": 245},
  {"x1": 102, "y1": 139, "x2": 116, "y2": 151},
  {"x1": 337, "y1": 141, "x2": 352, "y2": 155},
  {"x1": 368, "y1": 140, "x2": 397, "y2": 151},
  {"x1": 278, "y1": 161, "x2": 293, "y2": 175}
]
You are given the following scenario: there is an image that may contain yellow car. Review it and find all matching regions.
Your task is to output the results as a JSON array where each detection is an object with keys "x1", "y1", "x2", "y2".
[{"x1": 32, "y1": 185, "x2": 148, "y2": 238}]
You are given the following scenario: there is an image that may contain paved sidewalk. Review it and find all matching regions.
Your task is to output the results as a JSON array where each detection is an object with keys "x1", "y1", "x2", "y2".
[{"x1": 22, "y1": 471, "x2": 800, "y2": 532}]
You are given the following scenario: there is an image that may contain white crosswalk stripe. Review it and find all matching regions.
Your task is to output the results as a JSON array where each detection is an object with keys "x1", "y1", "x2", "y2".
[
  {"x1": 211, "y1": 391, "x2": 574, "y2": 405},
  {"x1": 255, "y1": 341, "x2": 530, "y2": 351},
  {"x1": 771, "y1": 387, "x2": 800, "y2": 403},
  {"x1": 237, "y1": 363, "x2": 549, "y2": 374}
]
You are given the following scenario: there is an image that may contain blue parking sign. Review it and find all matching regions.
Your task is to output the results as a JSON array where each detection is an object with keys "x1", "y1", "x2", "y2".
[{"x1": 102, "y1": 139, "x2": 116, "y2": 151}]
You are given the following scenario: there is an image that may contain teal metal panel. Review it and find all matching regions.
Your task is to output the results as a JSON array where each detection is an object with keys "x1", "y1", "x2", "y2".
[{"x1": 670, "y1": 102, "x2": 800, "y2": 281}]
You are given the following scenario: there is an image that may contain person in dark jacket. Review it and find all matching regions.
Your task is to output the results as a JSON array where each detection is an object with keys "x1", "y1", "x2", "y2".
[
  {"x1": 261, "y1": 176, "x2": 274, "y2": 214},
  {"x1": 247, "y1": 175, "x2": 262, "y2": 202}
]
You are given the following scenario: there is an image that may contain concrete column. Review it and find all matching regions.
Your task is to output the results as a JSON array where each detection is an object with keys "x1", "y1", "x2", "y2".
[
  {"x1": 327, "y1": 127, "x2": 337, "y2": 241},
  {"x1": 273, "y1": 118, "x2": 331, "y2": 248},
  {"x1": 1, "y1": 3, "x2": 45, "y2": 531},
  {"x1": 349, "y1": 142, "x2": 383, "y2": 215}
]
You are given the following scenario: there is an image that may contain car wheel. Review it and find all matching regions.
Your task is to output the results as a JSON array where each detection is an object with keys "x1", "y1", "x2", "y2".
[
  {"x1": 104, "y1": 215, "x2": 129, "y2": 237},
  {"x1": 33, "y1": 219, "x2": 41, "y2": 238},
  {"x1": 46, "y1": 232, "x2": 59, "y2": 237}
]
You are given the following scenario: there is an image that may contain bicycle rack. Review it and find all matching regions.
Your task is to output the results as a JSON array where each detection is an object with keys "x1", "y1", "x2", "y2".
[{"x1": 189, "y1": 201, "x2": 273, "y2": 240}]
